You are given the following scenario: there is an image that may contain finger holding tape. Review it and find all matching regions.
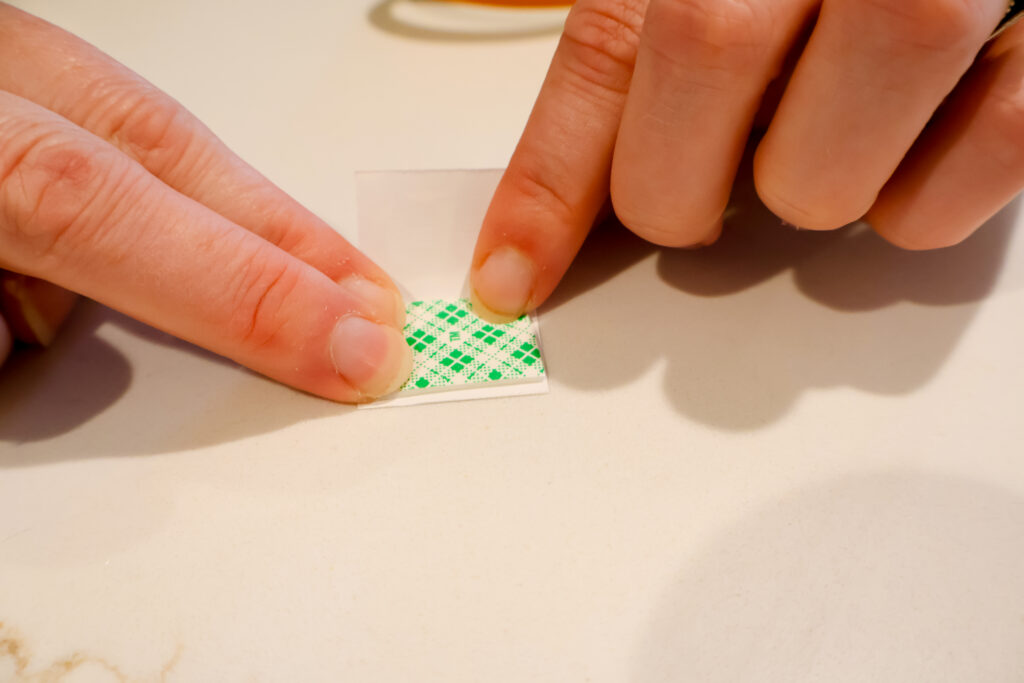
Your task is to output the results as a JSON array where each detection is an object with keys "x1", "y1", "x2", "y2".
[
  {"x1": 470, "y1": 0, "x2": 646, "y2": 322},
  {"x1": 0, "y1": 92, "x2": 412, "y2": 402}
]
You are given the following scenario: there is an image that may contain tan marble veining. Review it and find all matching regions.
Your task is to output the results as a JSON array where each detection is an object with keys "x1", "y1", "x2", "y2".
[{"x1": 0, "y1": 622, "x2": 180, "y2": 683}]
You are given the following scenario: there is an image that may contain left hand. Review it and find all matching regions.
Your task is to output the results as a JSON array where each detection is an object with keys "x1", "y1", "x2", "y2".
[{"x1": 0, "y1": 4, "x2": 413, "y2": 401}]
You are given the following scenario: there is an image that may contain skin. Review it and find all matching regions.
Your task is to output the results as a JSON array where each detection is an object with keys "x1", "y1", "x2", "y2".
[
  {"x1": 0, "y1": 4, "x2": 412, "y2": 401},
  {"x1": 4, "y1": 2, "x2": 1023, "y2": 400},
  {"x1": 470, "y1": 0, "x2": 1024, "y2": 322}
]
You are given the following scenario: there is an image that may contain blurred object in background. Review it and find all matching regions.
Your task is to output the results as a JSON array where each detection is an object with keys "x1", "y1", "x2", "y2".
[
  {"x1": 370, "y1": 0, "x2": 571, "y2": 41},
  {"x1": 445, "y1": 0, "x2": 572, "y2": 5}
]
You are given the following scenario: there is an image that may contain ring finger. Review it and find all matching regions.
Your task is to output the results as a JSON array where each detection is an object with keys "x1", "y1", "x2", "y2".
[{"x1": 755, "y1": 0, "x2": 1007, "y2": 229}]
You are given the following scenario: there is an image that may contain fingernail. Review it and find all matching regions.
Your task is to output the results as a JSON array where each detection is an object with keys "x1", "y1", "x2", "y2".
[
  {"x1": 336, "y1": 275, "x2": 406, "y2": 329},
  {"x1": 470, "y1": 246, "x2": 535, "y2": 323},
  {"x1": 0, "y1": 316, "x2": 12, "y2": 367},
  {"x1": 330, "y1": 315, "x2": 413, "y2": 399}
]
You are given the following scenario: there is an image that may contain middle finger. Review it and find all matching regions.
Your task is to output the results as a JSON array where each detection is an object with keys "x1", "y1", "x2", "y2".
[{"x1": 611, "y1": 0, "x2": 817, "y2": 246}]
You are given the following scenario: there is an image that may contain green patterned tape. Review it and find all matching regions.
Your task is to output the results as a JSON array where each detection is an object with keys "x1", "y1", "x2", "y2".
[{"x1": 399, "y1": 298, "x2": 545, "y2": 393}]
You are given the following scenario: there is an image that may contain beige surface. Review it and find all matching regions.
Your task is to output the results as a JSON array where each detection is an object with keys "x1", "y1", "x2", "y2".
[{"x1": 2, "y1": 1, "x2": 1024, "y2": 681}]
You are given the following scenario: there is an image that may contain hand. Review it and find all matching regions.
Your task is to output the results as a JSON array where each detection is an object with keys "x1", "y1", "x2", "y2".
[
  {"x1": 469, "y1": 0, "x2": 1024, "y2": 321},
  {"x1": 0, "y1": 4, "x2": 412, "y2": 402}
]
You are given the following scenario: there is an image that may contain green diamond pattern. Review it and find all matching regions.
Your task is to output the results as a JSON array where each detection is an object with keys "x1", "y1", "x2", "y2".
[{"x1": 398, "y1": 298, "x2": 546, "y2": 393}]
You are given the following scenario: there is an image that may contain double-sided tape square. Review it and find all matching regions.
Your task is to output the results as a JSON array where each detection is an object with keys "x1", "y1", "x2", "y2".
[{"x1": 398, "y1": 298, "x2": 546, "y2": 395}]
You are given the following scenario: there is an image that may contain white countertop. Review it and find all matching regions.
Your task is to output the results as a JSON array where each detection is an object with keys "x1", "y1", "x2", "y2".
[{"x1": 3, "y1": 2, "x2": 1024, "y2": 681}]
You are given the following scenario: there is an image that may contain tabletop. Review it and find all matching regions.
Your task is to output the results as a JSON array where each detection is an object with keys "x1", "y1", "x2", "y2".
[{"x1": 2, "y1": 2, "x2": 1024, "y2": 681}]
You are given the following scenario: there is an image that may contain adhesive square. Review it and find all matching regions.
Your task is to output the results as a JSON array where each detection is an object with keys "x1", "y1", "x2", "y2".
[{"x1": 399, "y1": 298, "x2": 545, "y2": 393}]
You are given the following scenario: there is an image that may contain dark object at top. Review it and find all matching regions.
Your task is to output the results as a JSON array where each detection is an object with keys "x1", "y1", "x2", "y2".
[{"x1": 998, "y1": 1, "x2": 1023, "y2": 32}]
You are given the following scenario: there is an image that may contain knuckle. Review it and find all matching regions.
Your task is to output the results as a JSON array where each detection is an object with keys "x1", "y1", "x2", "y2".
[
  {"x1": 645, "y1": 0, "x2": 775, "y2": 73},
  {"x1": 610, "y1": 194, "x2": 715, "y2": 247},
  {"x1": 254, "y1": 201, "x2": 310, "y2": 253},
  {"x1": 874, "y1": 222, "x2": 951, "y2": 250},
  {"x1": 226, "y1": 253, "x2": 305, "y2": 353},
  {"x1": 613, "y1": 207, "x2": 684, "y2": 245},
  {"x1": 504, "y1": 163, "x2": 577, "y2": 241},
  {"x1": 102, "y1": 84, "x2": 199, "y2": 179},
  {"x1": 754, "y1": 150, "x2": 869, "y2": 230},
  {"x1": 0, "y1": 126, "x2": 124, "y2": 261},
  {"x1": 862, "y1": 0, "x2": 992, "y2": 52},
  {"x1": 560, "y1": 0, "x2": 645, "y2": 97},
  {"x1": 755, "y1": 179, "x2": 845, "y2": 231}
]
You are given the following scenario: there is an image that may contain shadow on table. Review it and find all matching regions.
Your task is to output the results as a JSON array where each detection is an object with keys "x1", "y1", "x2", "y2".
[
  {"x1": 0, "y1": 303, "x2": 344, "y2": 465},
  {"x1": 367, "y1": 0, "x2": 565, "y2": 43},
  {"x1": 542, "y1": 160, "x2": 1018, "y2": 430},
  {"x1": 630, "y1": 471, "x2": 1024, "y2": 681}
]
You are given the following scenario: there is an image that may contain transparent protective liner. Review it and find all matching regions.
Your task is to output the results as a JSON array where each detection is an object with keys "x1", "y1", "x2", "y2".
[{"x1": 356, "y1": 169, "x2": 549, "y2": 409}]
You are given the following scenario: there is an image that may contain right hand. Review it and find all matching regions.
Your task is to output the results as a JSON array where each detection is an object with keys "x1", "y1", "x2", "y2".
[
  {"x1": 0, "y1": 4, "x2": 412, "y2": 402},
  {"x1": 468, "y1": 0, "x2": 1024, "y2": 322}
]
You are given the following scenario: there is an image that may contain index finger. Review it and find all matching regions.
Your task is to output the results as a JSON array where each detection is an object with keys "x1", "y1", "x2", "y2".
[{"x1": 469, "y1": 0, "x2": 645, "y2": 322}]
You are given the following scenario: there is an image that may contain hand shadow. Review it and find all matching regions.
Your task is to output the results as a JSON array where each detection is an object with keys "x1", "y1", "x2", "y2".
[
  {"x1": 0, "y1": 302, "x2": 347, "y2": 465},
  {"x1": 631, "y1": 472, "x2": 1024, "y2": 682},
  {"x1": 542, "y1": 158, "x2": 1017, "y2": 430}
]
